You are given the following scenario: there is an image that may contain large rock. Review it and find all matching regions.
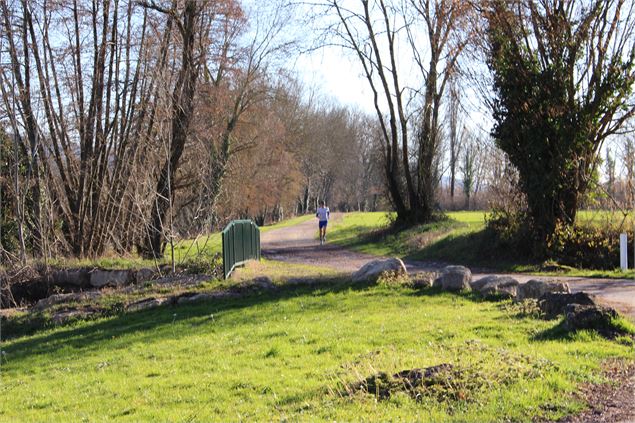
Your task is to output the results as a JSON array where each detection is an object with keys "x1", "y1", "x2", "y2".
[
  {"x1": 51, "y1": 308, "x2": 96, "y2": 325},
  {"x1": 480, "y1": 276, "x2": 519, "y2": 299},
  {"x1": 89, "y1": 270, "x2": 132, "y2": 288},
  {"x1": 352, "y1": 258, "x2": 407, "y2": 283},
  {"x1": 433, "y1": 266, "x2": 472, "y2": 292},
  {"x1": 539, "y1": 292, "x2": 596, "y2": 319},
  {"x1": 249, "y1": 276, "x2": 276, "y2": 290},
  {"x1": 126, "y1": 297, "x2": 167, "y2": 312},
  {"x1": 50, "y1": 269, "x2": 90, "y2": 287},
  {"x1": 411, "y1": 272, "x2": 437, "y2": 289},
  {"x1": 471, "y1": 275, "x2": 497, "y2": 292},
  {"x1": 33, "y1": 291, "x2": 102, "y2": 312},
  {"x1": 135, "y1": 268, "x2": 156, "y2": 284},
  {"x1": 176, "y1": 293, "x2": 213, "y2": 305},
  {"x1": 176, "y1": 291, "x2": 238, "y2": 305},
  {"x1": 515, "y1": 279, "x2": 570, "y2": 302},
  {"x1": 564, "y1": 303, "x2": 619, "y2": 333}
]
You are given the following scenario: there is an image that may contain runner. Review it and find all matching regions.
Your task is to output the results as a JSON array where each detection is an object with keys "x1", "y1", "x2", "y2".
[{"x1": 316, "y1": 200, "x2": 330, "y2": 245}]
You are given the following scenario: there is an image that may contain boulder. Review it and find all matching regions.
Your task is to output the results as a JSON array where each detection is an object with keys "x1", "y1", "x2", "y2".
[
  {"x1": 515, "y1": 279, "x2": 570, "y2": 302},
  {"x1": 411, "y1": 272, "x2": 436, "y2": 289},
  {"x1": 539, "y1": 292, "x2": 597, "y2": 319},
  {"x1": 51, "y1": 308, "x2": 95, "y2": 325},
  {"x1": 177, "y1": 293, "x2": 214, "y2": 305},
  {"x1": 90, "y1": 270, "x2": 132, "y2": 288},
  {"x1": 433, "y1": 265, "x2": 472, "y2": 291},
  {"x1": 252, "y1": 276, "x2": 275, "y2": 290},
  {"x1": 471, "y1": 275, "x2": 497, "y2": 292},
  {"x1": 135, "y1": 268, "x2": 156, "y2": 284},
  {"x1": 50, "y1": 269, "x2": 90, "y2": 287},
  {"x1": 564, "y1": 303, "x2": 618, "y2": 333},
  {"x1": 352, "y1": 258, "x2": 407, "y2": 283},
  {"x1": 480, "y1": 277, "x2": 519, "y2": 299},
  {"x1": 233, "y1": 276, "x2": 276, "y2": 293},
  {"x1": 176, "y1": 291, "x2": 237, "y2": 305},
  {"x1": 33, "y1": 291, "x2": 102, "y2": 312},
  {"x1": 126, "y1": 297, "x2": 167, "y2": 312}
]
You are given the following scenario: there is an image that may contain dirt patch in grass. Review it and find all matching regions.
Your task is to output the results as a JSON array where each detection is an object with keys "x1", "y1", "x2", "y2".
[
  {"x1": 559, "y1": 360, "x2": 635, "y2": 423},
  {"x1": 352, "y1": 364, "x2": 466, "y2": 401},
  {"x1": 342, "y1": 341, "x2": 559, "y2": 407}
]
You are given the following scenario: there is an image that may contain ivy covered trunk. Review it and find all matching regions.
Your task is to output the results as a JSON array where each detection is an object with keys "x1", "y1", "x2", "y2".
[{"x1": 486, "y1": 0, "x2": 635, "y2": 255}]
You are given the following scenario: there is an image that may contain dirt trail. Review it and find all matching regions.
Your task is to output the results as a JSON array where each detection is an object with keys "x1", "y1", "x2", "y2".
[{"x1": 262, "y1": 213, "x2": 635, "y2": 320}]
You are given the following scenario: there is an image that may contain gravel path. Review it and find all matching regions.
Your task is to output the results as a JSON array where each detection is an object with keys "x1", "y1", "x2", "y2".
[{"x1": 262, "y1": 213, "x2": 635, "y2": 320}]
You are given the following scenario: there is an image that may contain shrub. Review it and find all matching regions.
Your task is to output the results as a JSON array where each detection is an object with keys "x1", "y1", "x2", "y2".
[
  {"x1": 482, "y1": 208, "x2": 536, "y2": 259},
  {"x1": 484, "y1": 208, "x2": 632, "y2": 270},
  {"x1": 376, "y1": 270, "x2": 412, "y2": 288},
  {"x1": 546, "y1": 223, "x2": 632, "y2": 270},
  {"x1": 181, "y1": 253, "x2": 223, "y2": 278}
]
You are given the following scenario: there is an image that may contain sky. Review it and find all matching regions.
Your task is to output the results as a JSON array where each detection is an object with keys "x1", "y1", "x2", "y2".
[{"x1": 292, "y1": 46, "x2": 375, "y2": 113}]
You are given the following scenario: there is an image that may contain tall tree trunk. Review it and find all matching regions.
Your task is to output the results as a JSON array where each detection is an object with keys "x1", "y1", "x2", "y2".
[{"x1": 142, "y1": 2, "x2": 200, "y2": 258}]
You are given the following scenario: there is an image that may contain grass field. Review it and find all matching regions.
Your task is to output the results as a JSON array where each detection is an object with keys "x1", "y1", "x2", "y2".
[
  {"x1": 2, "y1": 261, "x2": 633, "y2": 421},
  {"x1": 327, "y1": 211, "x2": 635, "y2": 278}
]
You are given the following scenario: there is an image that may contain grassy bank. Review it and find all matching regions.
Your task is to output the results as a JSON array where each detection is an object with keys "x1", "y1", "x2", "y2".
[
  {"x1": 326, "y1": 211, "x2": 485, "y2": 258},
  {"x1": 327, "y1": 212, "x2": 634, "y2": 278},
  {"x1": 1, "y1": 260, "x2": 633, "y2": 421}
]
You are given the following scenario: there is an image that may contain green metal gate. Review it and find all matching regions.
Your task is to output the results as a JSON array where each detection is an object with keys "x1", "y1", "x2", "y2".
[{"x1": 222, "y1": 220, "x2": 261, "y2": 279}]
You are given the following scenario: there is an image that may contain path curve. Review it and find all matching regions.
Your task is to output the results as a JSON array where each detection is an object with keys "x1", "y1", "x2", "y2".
[{"x1": 262, "y1": 213, "x2": 635, "y2": 320}]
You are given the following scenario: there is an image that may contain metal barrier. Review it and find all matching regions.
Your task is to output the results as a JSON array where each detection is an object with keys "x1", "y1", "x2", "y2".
[{"x1": 222, "y1": 219, "x2": 260, "y2": 279}]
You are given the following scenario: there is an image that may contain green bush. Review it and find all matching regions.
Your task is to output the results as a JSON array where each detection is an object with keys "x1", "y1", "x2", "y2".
[
  {"x1": 546, "y1": 223, "x2": 631, "y2": 270},
  {"x1": 484, "y1": 208, "x2": 630, "y2": 270},
  {"x1": 482, "y1": 208, "x2": 535, "y2": 259}
]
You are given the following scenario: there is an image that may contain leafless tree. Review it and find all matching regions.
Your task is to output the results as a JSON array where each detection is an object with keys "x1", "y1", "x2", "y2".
[
  {"x1": 325, "y1": 0, "x2": 472, "y2": 224},
  {"x1": 446, "y1": 77, "x2": 463, "y2": 204},
  {"x1": 0, "y1": 0, "x2": 168, "y2": 257},
  {"x1": 138, "y1": 0, "x2": 213, "y2": 258}
]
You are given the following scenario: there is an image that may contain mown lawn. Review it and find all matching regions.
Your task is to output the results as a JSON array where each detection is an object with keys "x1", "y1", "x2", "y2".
[
  {"x1": 1, "y1": 264, "x2": 633, "y2": 421},
  {"x1": 327, "y1": 211, "x2": 635, "y2": 278}
]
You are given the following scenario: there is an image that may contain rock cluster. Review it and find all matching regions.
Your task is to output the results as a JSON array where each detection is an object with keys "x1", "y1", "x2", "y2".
[
  {"x1": 38, "y1": 275, "x2": 276, "y2": 325},
  {"x1": 473, "y1": 276, "x2": 519, "y2": 299},
  {"x1": 350, "y1": 259, "x2": 628, "y2": 338},
  {"x1": 49, "y1": 267, "x2": 158, "y2": 289},
  {"x1": 539, "y1": 292, "x2": 596, "y2": 319}
]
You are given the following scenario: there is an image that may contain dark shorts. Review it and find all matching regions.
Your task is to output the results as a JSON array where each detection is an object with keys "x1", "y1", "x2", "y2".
[{"x1": 319, "y1": 220, "x2": 328, "y2": 229}]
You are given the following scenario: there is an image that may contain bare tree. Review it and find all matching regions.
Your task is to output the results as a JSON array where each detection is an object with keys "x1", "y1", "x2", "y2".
[
  {"x1": 622, "y1": 137, "x2": 635, "y2": 208},
  {"x1": 0, "y1": 0, "x2": 42, "y2": 257},
  {"x1": 0, "y1": 0, "x2": 168, "y2": 257},
  {"x1": 198, "y1": 1, "x2": 296, "y2": 226},
  {"x1": 326, "y1": 0, "x2": 472, "y2": 224},
  {"x1": 447, "y1": 77, "x2": 463, "y2": 204},
  {"x1": 139, "y1": 0, "x2": 212, "y2": 258}
]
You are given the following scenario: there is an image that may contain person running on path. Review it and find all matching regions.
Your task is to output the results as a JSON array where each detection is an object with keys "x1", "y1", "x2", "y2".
[{"x1": 316, "y1": 200, "x2": 330, "y2": 245}]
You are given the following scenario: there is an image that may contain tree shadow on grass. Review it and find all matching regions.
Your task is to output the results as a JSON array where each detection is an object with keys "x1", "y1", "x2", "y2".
[
  {"x1": 329, "y1": 224, "x2": 395, "y2": 251},
  {"x1": 531, "y1": 320, "x2": 576, "y2": 341},
  {"x1": 403, "y1": 227, "x2": 540, "y2": 273},
  {"x1": 406, "y1": 287, "x2": 486, "y2": 303},
  {"x1": 2, "y1": 276, "x2": 377, "y2": 362}
]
